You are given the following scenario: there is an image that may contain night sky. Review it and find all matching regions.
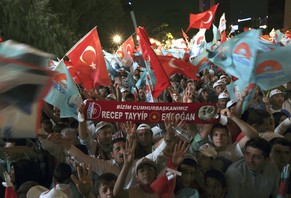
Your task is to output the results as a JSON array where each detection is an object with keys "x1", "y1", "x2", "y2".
[{"x1": 124, "y1": 0, "x2": 268, "y2": 38}]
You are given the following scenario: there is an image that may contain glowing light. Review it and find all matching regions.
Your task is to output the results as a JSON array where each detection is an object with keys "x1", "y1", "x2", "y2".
[{"x1": 112, "y1": 35, "x2": 122, "y2": 44}]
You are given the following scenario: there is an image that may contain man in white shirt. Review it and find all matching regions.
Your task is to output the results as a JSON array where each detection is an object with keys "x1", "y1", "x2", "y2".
[{"x1": 225, "y1": 137, "x2": 280, "y2": 198}]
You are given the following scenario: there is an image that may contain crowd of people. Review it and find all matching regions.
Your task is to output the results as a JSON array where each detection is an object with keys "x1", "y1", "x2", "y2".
[
  {"x1": 1, "y1": 22, "x2": 291, "y2": 197},
  {"x1": 1, "y1": 61, "x2": 291, "y2": 198}
]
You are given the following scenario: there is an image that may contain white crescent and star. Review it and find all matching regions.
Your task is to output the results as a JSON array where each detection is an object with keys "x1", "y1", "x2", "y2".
[
  {"x1": 126, "y1": 44, "x2": 132, "y2": 54},
  {"x1": 80, "y1": 46, "x2": 97, "y2": 70},
  {"x1": 169, "y1": 58, "x2": 184, "y2": 70},
  {"x1": 202, "y1": 11, "x2": 213, "y2": 24}
]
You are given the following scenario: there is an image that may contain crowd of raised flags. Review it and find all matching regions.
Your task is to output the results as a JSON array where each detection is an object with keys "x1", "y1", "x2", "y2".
[
  {"x1": 1, "y1": 3, "x2": 291, "y2": 197},
  {"x1": 1, "y1": 3, "x2": 291, "y2": 137}
]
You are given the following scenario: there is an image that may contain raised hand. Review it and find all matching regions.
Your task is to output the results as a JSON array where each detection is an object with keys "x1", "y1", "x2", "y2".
[
  {"x1": 71, "y1": 163, "x2": 93, "y2": 197},
  {"x1": 220, "y1": 108, "x2": 234, "y2": 119},
  {"x1": 77, "y1": 102, "x2": 85, "y2": 114},
  {"x1": 123, "y1": 135, "x2": 137, "y2": 167},
  {"x1": 172, "y1": 141, "x2": 190, "y2": 167},
  {"x1": 123, "y1": 121, "x2": 136, "y2": 137},
  {"x1": 47, "y1": 132, "x2": 71, "y2": 150},
  {"x1": 164, "y1": 116, "x2": 175, "y2": 145}
]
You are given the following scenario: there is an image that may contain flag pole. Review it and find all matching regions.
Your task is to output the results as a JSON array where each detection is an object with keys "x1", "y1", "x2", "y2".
[{"x1": 129, "y1": 1, "x2": 138, "y2": 29}]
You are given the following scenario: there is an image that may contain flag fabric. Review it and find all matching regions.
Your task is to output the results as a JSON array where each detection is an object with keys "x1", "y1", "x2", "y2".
[
  {"x1": 136, "y1": 27, "x2": 170, "y2": 98},
  {"x1": 66, "y1": 27, "x2": 111, "y2": 90},
  {"x1": 254, "y1": 45, "x2": 291, "y2": 90},
  {"x1": 258, "y1": 37, "x2": 280, "y2": 53},
  {"x1": 186, "y1": 4, "x2": 219, "y2": 31},
  {"x1": 207, "y1": 29, "x2": 261, "y2": 82},
  {"x1": 189, "y1": 28, "x2": 207, "y2": 58},
  {"x1": 161, "y1": 49, "x2": 185, "y2": 59},
  {"x1": 103, "y1": 50, "x2": 122, "y2": 80},
  {"x1": 0, "y1": 40, "x2": 54, "y2": 138},
  {"x1": 145, "y1": 65, "x2": 154, "y2": 102},
  {"x1": 45, "y1": 60, "x2": 82, "y2": 119},
  {"x1": 135, "y1": 67, "x2": 147, "y2": 89},
  {"x1": 5, "y1": 187, "x2": 17, "y2": 198},
  {"x1": 218, "y1": 13, "x2": 226, "y2": 33},
  {"x1": 190, "y1": 50, "x2": 211, "y2": 72},
  {"x1": 157, "y1": 55, "x2": 199, "y2": 80},
  {"x1": 218, "y1": 13, "x2": 227, "y2": 43},
  {"x1": 221, "y1": 31, "x2": 227, "y2": 43},
  {"x1": 64, "y1": 60, "x2": 82, "y2": 84},
  {"x1": 275, "y1": 29, "x2": 286, "y2": 44},
  {"x1": 212, "y1": 24, "x2": 219, "y2": 43},
  {"x1": 116, "y1": 36, "x2": 135, "y2": 67},
  {"x1": 277, "y1": 164, "x2": 289, "y2": 198},
  {"x1": 227, "y1": 79, "x2": 256, "y2": 113}
]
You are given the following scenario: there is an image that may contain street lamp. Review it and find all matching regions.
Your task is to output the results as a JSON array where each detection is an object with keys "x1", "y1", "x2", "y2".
[{"x1": 112, "y1": 34, "x2": 122, "y2": 45}]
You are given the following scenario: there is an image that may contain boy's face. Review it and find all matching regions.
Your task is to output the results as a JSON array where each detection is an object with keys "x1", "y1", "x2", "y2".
[
  {"x1": 204, "y1": 177, "x2": 225, "y2": 198},
  {"x1": 177, "y1": 164, "x2": 196, "y2": 187},
  {"x1": 136, "y1": 129, "x2": 153, "y2": 147},
  {"x1": 98, "y1": 181, "x2": 115, "y2": 198},
  {"x1": 211, "y1": 128, "x2": 229, "y2": 149},
  {"x1": 136, "y1": 164, "x2": 157, "y2": 186}
]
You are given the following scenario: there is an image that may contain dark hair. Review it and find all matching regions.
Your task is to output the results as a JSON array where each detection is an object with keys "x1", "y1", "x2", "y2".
[
  {"x1": 272, "y1": 112, "x2": 288, "y2": 127},
  {"x1": 95, "y1": 173, "x2": 117, "y2": 194},
  {"x1": 204, "y1": 169, "x2": 226, "y2": 188},
  {"x1": 269, "y1": 137, "x2": 291, "y2": 151},
  {"x1": 210, "y1": 124, "x2": 228, "y2": 139},
  {"x1": 53, "y1": 163, "x2": 72, "y2": 184},
  {"x1": 245, "y1": 137, "x2": 271, "y2": 158},
  {"x1": 12, "y1": 159, "x2": 40, "y2": 189},
  {"x1": 125, "y1": 92, "x2": 135, "y2": 101},
  {"x1": 247, "y1": 109, "x2": 271, "y2": 126},
  {"x1": 180, "y1": 158, "x2": 197, "y2": 167}
]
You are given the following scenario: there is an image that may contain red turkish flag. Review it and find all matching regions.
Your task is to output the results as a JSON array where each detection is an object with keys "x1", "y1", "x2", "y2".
[
  {"x1": 158, "y1": 56, "x2": 200, "y2": 81},
  {"x1": 221, "y1": 30, "x2": 227, "y2": 43},
  {"x1": 121, "y1": 35, "x2": 135, "y2": 57},
  {"x1": 66, "y1": 27, "x2": 111, "y2": 90},
  {"x1": 116, "y1": 36, "x2": 135, "y2": 67},
  {"x1": 136, "y1": 27, "x2": 170, "y2": 98},
  {"x1": 64, "y1": 60, "x2": 82, "y2": 84},
  {"x1": 186, "y1": 4, "x2": 219, "y2": 31}
]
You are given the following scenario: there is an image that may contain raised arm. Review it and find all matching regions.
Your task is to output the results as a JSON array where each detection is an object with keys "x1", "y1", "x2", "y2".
[
  {"x1": 78, "y1": 103, "x2": 89, "y2": 140},
  {"x1": 113, "y1": 137, "x2": 136, "y2": 198},
  {"x1": 221, "y1": 108, "x2": 258, "y2": 149},
  {"x1": 233, "y1": 87, "x2": 249, "y2": 116},
  {"x1": 275, "y1": 117, "x2": 291, "y2": 135},
  {"x1": 71, "y1": 163, "x2": 95, "y2": 198}
]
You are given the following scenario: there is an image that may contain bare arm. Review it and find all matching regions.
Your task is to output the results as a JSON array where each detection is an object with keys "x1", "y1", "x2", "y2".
[
  {"x1": 233, "y1": 87, "x2": 249, "y2": 116},
  {"x1": 78, "y1": 103, "x2": 89, "y2": 139},
  {"x1": 113, "y1": 138, "x2": 136, "y2": 198},
  {"x1": 221, "y1": 108, "x2": 258, "y2": 150},
  {"x1": 275, "y1": 117, "x2": 291, "y2": 135}
]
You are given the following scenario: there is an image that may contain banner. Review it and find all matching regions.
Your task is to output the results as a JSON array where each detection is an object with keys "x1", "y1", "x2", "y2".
[
  {"x1": 83, "y1": 100, "x2": 220, "y2": 124},
  {"x1": 0, "y1": 40, "x2": 54, "y2": 138},
  {"x1": 45, "y1": 60, "x2": 82, "y2": 119}
]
